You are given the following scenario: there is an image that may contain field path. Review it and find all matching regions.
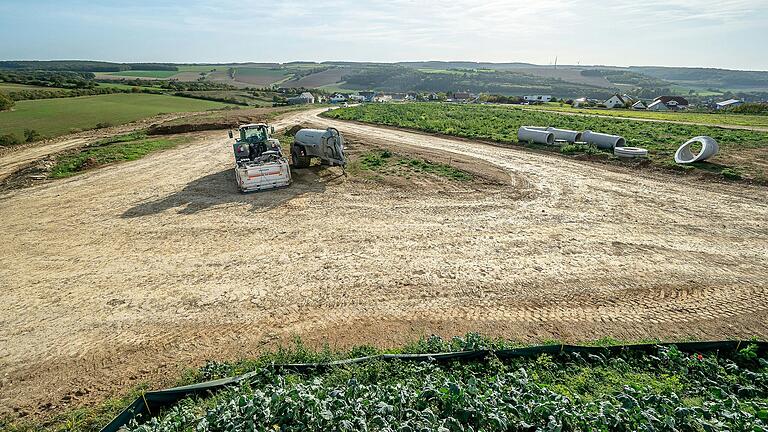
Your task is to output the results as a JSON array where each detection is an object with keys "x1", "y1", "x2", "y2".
[
  {"x1": 521, "y1": 106, "x2": 768, "y2": 132},
  {"x1": 1, "y1": 108, "x2": 767, "y2": 420}
]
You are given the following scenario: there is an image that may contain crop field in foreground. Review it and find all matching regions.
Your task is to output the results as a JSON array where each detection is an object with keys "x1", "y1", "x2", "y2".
[
  {"x1": 117, "y1": 335, "x2": 768, "y2": 432},
  {"x1": 527, "y1": 104, "x2": 768, "y2": 128},
  {"x1": 324, "y1": 103, "x2": 768, "y2": 182},
  {"x1": 0, "y1": 93, "x2": 233, "y2": 141}
]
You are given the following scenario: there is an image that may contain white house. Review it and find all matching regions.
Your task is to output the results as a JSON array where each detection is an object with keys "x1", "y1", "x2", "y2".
[
  {"x1": 647, "y1": 100, "x2": 668, "y2": 111},
  {"x1": 572, "y1": 97, "x2": 588, "y2": 108},
  {"x1": 603, "y1": 94, "x2": 628, "y2": 109},
  {"x1": 716, "y1": 99, "x2": 744, "y2": 110},
  {"x1": 653, "y1": 96, "x2": 689, "y2": 110},
  {"x1": 524, "y1": 95, "x2": 553, "y2": 103},
  {"x1": 348, "y1": 94, "x2": 366, "y2": 102},
  {"x1": 329, "y1": 93, "x2": 348, "y2": 103},
  {"x1": 286, "y1": 92, "x2": 315, "y2": 105},
  {"x1": 631, "y1": 100, "x2": 647, "y2": 110}
]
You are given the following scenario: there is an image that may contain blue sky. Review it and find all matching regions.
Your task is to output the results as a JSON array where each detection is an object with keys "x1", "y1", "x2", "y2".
[{"x1": 1, "y1": 0, "x2": 767, "y2": 70}]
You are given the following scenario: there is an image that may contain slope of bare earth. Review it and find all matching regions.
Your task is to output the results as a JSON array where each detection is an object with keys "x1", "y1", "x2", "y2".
[{"x1": 0, "y1": 108, "x2": 767, "y2": 420}]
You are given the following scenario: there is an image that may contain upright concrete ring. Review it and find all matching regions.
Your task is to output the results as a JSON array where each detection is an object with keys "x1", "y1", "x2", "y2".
[{"x1": 674, "y1": 136, "x2": 719, "y2": 164}]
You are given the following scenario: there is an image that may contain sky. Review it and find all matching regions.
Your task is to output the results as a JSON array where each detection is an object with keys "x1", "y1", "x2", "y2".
[{"x1": 1, "y1": 0, "x2": 767, "y2": 70}]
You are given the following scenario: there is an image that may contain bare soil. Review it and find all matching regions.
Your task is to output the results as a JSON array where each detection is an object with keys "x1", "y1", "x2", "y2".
[{"x1": 1, "y1": 108, "x2": 767, "y2": 422}]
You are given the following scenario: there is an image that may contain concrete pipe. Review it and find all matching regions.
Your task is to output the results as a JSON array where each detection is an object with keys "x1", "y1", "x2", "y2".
[
  {"x1": 518, "y1": 127, "x2": 555, "y2": 145},
  {"x1": 674, "y1": 136, "x2": 719, "y2": 164},
  {"x1": 614, "y1": 146, "x2": 648, "y2": 158},
  {"x1": 582, "y1": 130, "x2": 626, "y2": 149},
  {"x1": 546, "y1": 127, "x2": 582, "y2": 143}
]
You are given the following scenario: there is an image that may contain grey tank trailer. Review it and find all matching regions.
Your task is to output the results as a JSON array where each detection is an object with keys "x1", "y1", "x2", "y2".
[{"x1": 290, "y1": 127, "x2": 346, "y2": 168}]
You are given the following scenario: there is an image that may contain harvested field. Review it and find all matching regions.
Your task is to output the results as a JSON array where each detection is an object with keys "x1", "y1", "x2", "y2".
[
  {"x1": 232, "y1": 67, "x2": 288, "y2": 86},
  {"x1": 513, "y1": 67, "x2": 615, "y2": 88},
  {"x1": 283, "y1": 67, "x2": 346, "y2": 88},
  {"x1": 0, "y1": 108, "x2": 767, "y2": 425}
]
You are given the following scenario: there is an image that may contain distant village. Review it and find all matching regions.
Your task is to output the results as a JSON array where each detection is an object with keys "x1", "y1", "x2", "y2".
[{"x1": 275, "y1": 87, "x2": 758, "y2": 113}]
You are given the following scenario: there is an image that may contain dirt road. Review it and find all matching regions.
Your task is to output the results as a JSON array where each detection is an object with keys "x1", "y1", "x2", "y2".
[{"x1": 1, "y1": 108, "x2": 767, "y2": 419}]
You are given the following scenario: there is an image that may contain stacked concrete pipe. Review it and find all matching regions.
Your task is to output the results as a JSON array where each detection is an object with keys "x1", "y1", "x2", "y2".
[
  {"x1": 582, "y1": 130, "x2": 626, "y2": 150},
  {"x1": 546, "y1": 127, "x2": 582, "y2": 143},
  {"x1": 518, "y1": 127, "x2": 555, "y2": 145}
]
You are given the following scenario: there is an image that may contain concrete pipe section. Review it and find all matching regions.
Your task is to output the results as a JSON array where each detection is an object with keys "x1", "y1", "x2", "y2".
[
  {"x1": 546, "y1": 127, "x2": 582, "y2": 143},
  {"x1": 614, "y1": 147, "x2": 648, "y2": 158},
  {"x1": 518, "y1": 127, "x2": 555, "y2": 145},
  {"x1": 675, "y1": 136, "x2": 719, "y2": 164},
  {"x1": 583, "y1": 130, "x2": 626, "y2": 150}
]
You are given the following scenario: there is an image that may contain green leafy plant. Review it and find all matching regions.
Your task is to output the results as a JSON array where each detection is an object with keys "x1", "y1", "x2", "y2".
[{"x1": 123, "y1": 335, "x2": 768, "y2": 432}]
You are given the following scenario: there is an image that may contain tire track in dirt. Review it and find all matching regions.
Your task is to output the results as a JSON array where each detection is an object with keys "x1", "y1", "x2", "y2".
[{"x1": 0, "y1": 108, "x2": 766, "y2": 419}]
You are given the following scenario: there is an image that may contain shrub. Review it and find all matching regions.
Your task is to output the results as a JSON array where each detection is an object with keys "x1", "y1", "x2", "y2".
[
  {"x1": 24, "y1": 129, "x2": 42, "y2": 143},
  {"x1": 0, "y1": 92, "x2": 14, "y2": 111},
  {"x1": 731, "y1": 103, "x2": 768, "y2": 115},
  {"x1": 0, "y1": 133, "x2": 21, "y2": 146}
]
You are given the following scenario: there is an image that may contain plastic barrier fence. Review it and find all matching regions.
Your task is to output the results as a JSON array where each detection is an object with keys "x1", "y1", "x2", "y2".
[{"x1": 101, "y1": 340, "x2": 766, "y2": 432}]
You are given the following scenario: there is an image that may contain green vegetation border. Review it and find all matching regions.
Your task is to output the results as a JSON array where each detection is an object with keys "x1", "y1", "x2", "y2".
[{"x1": 101, "y1": 340, "x2": 766, "y2": 431}]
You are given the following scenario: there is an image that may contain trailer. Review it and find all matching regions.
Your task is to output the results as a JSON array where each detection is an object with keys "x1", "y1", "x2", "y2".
[{"x1": 290, "y1": 127, "x2": 346, "y2": 168}]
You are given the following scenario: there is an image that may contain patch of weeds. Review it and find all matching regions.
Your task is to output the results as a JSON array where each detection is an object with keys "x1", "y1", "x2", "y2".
[
  {"x1": 355, "y1": 149, "x2": 471, "y2": 181},
  {"x1": 560, "y1": 143, "x2": 603, "y2": 155},
  {"x1": 358, "y1": 149, "x2": 391, "y2": 170},
  {"x1": 91, "y1": 131, "x2": 148, "y2": 147},
  {"x1": 396, "y1": 157, "x2": 472, "y2": 181},
  {"x1": 721, "y1": 167, "x2": 743, "y2": 180}
]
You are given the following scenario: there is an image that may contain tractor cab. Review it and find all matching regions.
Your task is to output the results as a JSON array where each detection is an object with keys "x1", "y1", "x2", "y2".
[{"x1": 230, "y1": 123, "x2": 280, "y2": 161}]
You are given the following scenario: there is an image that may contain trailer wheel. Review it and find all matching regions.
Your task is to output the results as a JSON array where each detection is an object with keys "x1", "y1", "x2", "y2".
[{"x1": 291, "y1": 146, "x2": 310, "y2": 168}]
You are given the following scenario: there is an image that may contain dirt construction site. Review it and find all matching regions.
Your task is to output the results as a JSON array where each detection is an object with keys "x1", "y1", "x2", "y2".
[{"x1": 1, "y1": 107, "x2": 767, "y2": 418}]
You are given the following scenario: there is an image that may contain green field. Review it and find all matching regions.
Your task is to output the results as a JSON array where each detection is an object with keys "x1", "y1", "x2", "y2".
[
  {"x1": 95, "y1": 82, "x2": 161, "y2": 92},
  {"x1": 233, "y1": 67, "x2": 290, "y2": 85},
  {"x1": 106, "y1": 70, "x2": 180, "y2": 78},
  {"x1": 528, "y1": 103, "x2": 768, "y2": 128},
  {"x1": 0, "y1": 93, "x2": 233, "y2": 141},
  {"x1": 324, "y1": 103, "x2": 768, "y2": 182},
  {"x1": 0, "y1": 82, "x2": 65, "y2": 92},
  {"x1": 176, "y1": 65, "x2": 224, "y2": 73}
]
